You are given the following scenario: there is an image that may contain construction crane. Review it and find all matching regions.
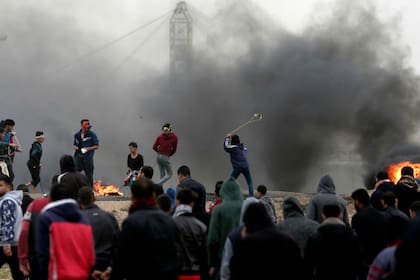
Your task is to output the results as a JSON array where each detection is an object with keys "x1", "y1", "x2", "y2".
[{"x1": 170, "y1": 1, "x2": 193, "y2": 75}]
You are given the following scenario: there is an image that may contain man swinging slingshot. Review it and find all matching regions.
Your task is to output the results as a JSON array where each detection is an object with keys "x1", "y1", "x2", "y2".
[{"x1": 224, "y1": 113, "x2": 263, "y2": 197}]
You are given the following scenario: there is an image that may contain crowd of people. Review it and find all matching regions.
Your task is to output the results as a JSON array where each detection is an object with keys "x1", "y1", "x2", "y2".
[{"x1": 1, "y1": 118, "x2": 420, "y2": 279}]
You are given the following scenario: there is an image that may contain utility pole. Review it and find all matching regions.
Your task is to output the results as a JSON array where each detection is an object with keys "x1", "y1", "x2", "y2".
[{"x1": 170, "y1": 1, "x2": 192, "y2": 75}]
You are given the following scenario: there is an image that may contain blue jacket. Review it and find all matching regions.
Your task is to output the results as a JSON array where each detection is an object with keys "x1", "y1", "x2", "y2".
[
  {"x1": 1, "y1": 131, "x2": 12, "y2": 143},
  {"x1": 224, "y1": 137, "x2": 249, "y2": 169},
  {"x1": 74, "y1": 128, "x2": 99, "y2": 158}
]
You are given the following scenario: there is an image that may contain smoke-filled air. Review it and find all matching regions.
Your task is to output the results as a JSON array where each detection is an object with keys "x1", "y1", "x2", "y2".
[{"x1": 1, "y1": 0, "x2": 420, "y2": 193}]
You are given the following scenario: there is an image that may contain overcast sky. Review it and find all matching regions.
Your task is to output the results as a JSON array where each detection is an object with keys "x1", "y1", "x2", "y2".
[
  {"x1": 3, "y1": 0, "x2": 418, "y2": 73},
  {"x1": 2, "y1": 0, "x2": 418, "y2": 72}
]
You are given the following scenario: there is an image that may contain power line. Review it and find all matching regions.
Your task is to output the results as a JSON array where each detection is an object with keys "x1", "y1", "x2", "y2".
[
  {"x1": 57, "y1": 10, "x2": 172, "y2": 72},
  {"x1": 112, "y1": 14, "x2": 170, "y2": 73}
]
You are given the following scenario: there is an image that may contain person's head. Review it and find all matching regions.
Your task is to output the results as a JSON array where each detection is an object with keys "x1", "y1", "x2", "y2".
[
  {"x1": 381, "y1": 191, "x2": 396, "y2": 209},
  {"x1": 80, "y1": 119, "x2": 90, "y2": 131},
  {"x1": 128, "y1": 142, "x2": 138, "y2": 153},
  {"x1": 0, "y1": 175, "x2": 12, "y2": 195},
  {"x1": 140, "y1": 165, "x2": 153, "y2": 179},
  {"x1": 388, "y1": 215, "x2": 409, "y2": 243},
  {"x1": 16, "y1": 184, "x2": 29, "y2": 193},
  {"x1": 59, "y1": 154, "x2": 76, "y2": 173},
  {"x1": 242, "y1": 202, "x2": 274, "y2": 236},
  {"x1": 321, "y1": 204, "x2": 342, "y2": 221},
  {"x1": 351, "y1": 188, "x2": 370, "y2": 211},
  {"x1": 162, "y1": 123, "x2": 172, "y2": 133},
  {"x1": 177, "y1": 165, "x2": 191, "y2": 182},
  {"x1": 35, "y1": 131, "x2": 45, "y2": 143},
  {"x1": 77, "y1": 186, "x2": 95, "y2": 208},
  {"x1": 176, "y1": 188, "x2": 196, "y2": 207},
  {"x1": 376, "y1": 170, "x2": 389, "y2": 181},
  {"x1": 50, "y1": 183, "x2": 77, "y2": 201},
  {"x1": 157, "y1": 194, "x2": 172, "y2": 214},
  {"x1": 231, "y1": 134, "x2": 240, "y2": 145},
  {"x1": 214, "y1": 180, "x2": 223, "y2": 197},
  {"x1": 401, "y1": 166, "x2": 414, "y2": 177},
  {"x1": 3, "y1": 119, "x2": 15, "y2": 132},
  {"x1": 409, "y1": 201, "x2": 420, "y2": 218},
  {"x1": 256, "y1": 185, "x2": 267, "y2": 199},
  {"x1": 130, "y1": 178, "x2": 156, "y2": 200}
]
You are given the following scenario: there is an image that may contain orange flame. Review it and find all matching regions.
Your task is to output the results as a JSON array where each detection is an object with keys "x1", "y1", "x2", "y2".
[
  {"x1": 387, "y1": 161, "x2": 420, "y2": 183},
  {"x1": 93, "y1": 180, "x2": 123, "y2": 196}
]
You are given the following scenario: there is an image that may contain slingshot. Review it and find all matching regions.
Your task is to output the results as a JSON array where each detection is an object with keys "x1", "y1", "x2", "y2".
[{"x1": 228, "y1": 113, "x2": 263, "y2": 134}]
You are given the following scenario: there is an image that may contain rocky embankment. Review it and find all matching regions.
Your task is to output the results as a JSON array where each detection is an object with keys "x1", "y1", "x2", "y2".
[{"x1": 95, "y1": 190, "x2": 356, "y2": 225}]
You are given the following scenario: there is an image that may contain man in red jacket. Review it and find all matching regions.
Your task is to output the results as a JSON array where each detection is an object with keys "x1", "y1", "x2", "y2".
[
  {"x1": 35, "y1": 183, "x2": 95, "y2": 280},
  {"x1": 153, "y1": 123, "x2": 178, "y2": 186}
]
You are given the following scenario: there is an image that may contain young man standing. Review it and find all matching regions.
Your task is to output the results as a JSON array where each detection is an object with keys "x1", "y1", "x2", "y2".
[
  {"x1": 18, "y1": 196, "x2": 50, "y2": 279},
  {"x1": 0, "y1": 174, "x2": 24, "y2": 280},
  {"x1": 153, "y1": 123, "x2": 178, "y2": 186},
  {"x1": 124, "y1": 142, "x2": 144, "y2": 186},
  {"x1": 112, "y1": 178, "x2": 181, "y2": 280},
  {"x1": 176, "y1": 165, "x2": 208, "y2": 226},
  {"x1": 73, "y1": 119, "x2": 99, "y2": 188},
  {"x1": 1, "y1": 119, "x2": 21, "y2": 182},
  {"x1": 26, "y1": 131, "x2": 45, "y2": 192},
  {"x1": 224, "y1": 134, "x2": 254, "y2": 197},
  {"x1": 78, "y1": 187, "x2": 119, "y2": 280},
  {"x1": 256, "y1": 185, "x2": 277, "y2": 223},
  {"x1": 0, "y1": 128, "x2": 18, "y2": 177},
  {"x1": 36, "y1": 183, "x2": 95, "y2": 280}
]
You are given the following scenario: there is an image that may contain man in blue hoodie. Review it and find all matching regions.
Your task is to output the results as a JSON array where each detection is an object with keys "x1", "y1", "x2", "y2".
[
  {"x1": 224, "y1": 134, "x2": 254, "y2": 197},
  {"x1": 73, "y1": 119, "x2": 99, "y2": 188}
]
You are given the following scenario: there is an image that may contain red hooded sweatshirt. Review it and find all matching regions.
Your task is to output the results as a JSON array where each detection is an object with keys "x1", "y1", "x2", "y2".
[{"x1": 153, "y1": 132, "x2": 178, "y2": 156}]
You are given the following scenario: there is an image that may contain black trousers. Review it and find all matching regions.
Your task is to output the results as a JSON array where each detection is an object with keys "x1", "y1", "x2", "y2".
[
  {"x1": 27, "y1": 164, "x2": 41, "y2": 186},
  {"x1": 0, "y1": 246, "x2": 25, "y2": 280},
  {"x1": 75, "y1": 154, "x2": 94, "y2": 187}
]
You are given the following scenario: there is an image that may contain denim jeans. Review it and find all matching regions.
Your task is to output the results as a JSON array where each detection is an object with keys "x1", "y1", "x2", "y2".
[
  {"x1": 230, "y1": 167, "x2": 254, "y2": 196},
  {"x1": 5, "y1": 159, "x2": 14, "y2": 182},
  {"x1": 156, "y1": 154, "x2": 172, "y2": 185}
]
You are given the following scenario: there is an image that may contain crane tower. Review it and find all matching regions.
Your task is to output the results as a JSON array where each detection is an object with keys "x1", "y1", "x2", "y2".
[{"x1": 170, "y1": 1, "x2": 193, "y2": 74}]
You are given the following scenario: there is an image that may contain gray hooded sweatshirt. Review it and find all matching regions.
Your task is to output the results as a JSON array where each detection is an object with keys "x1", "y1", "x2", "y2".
[
  {"x1": 277, "y1": 196, "x2": 319, "y2": 257},
  {"x1": 306, "y1": 175, "x2": 349, "y2": 225}
]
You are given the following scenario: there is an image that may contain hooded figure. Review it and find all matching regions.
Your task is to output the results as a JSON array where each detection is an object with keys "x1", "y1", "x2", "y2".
[
  {"x1": 207, "y1": 178, "x2": 243, "y2": 279},
  {"x1": 220, "y1": 197, "x2": 259, "y2": 280},
  {"x1": 395, "y1": 171, "x2": 419, "y2": 217},
  {"x1": 306, "y1": 175, "x2": 349, "y2": 225},
  {"x1": 36, "y1": 183, "x2": 95, "y2": 280},
  {"x1": 52, "y1": 155, "x2": 89, "y2": 198},
  {"x1": 224, "y1": 135, "x2": 254, "y2": 196},
  {"x1": 277, "y1": 196, "x2": 319, "y2": 257}
]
